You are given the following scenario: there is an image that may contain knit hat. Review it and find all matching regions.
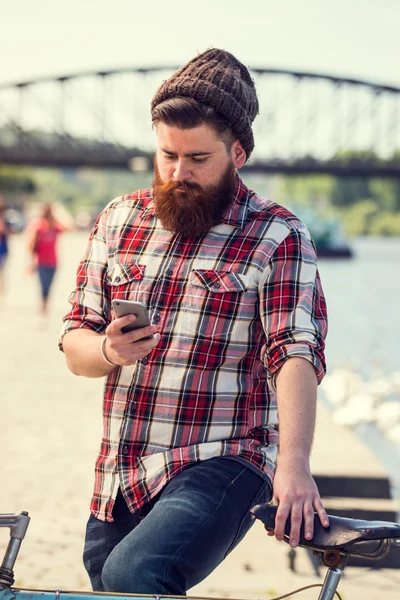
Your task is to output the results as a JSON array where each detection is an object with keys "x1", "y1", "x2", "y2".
[{"x1": 151, "y1": 48, "x2": 259, "y2": 159}]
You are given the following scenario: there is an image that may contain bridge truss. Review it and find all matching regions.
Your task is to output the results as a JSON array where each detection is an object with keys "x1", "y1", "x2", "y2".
[{"x1": 0, "y1": 66, "x2": 399, "y2": 177}]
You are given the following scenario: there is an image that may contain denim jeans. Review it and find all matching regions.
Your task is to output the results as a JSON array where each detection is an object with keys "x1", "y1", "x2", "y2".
[
  {"x1": 37, "y1": 266, "x2": 56, "y2": 300},
  {"x1": 83, "y1": 457, "x2": 271, "y2": 594}
]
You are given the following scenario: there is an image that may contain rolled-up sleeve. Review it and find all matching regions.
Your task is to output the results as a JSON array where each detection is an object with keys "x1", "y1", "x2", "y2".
[
  {"x1": 260, "y1": 226, "x2": 328, "y2": 389},
  {"x1": 59, "y1": 208, "x2": 111, "y2": 350}
]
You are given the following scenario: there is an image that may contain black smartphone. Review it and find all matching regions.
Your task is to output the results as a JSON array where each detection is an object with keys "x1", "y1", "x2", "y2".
[{"x1": 111, "y1": 299, "x2": 153, "y2": 337}]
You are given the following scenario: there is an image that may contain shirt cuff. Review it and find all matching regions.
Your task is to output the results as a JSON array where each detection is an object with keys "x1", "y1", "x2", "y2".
[{"x1": 265, "y1": 343, "x2": 326, "y2": 393}]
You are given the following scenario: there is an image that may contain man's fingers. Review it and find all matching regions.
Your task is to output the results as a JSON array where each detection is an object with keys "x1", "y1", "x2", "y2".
[
  {"x1": 106, "y1": 314, "x2": 135, "y2": 336},
  {"x1": 271, "y1": 496, "x2": 327, "y2": 546},
  {"x1": 314, "y1": 496, "x2": 329, "y2": 528},
  {"x1": 287, "y1": 503, "x2": 303, "y2": 547},
  {"x1": 273, "y1": 503, "x2": 290, "y2": 541},
  {"x1": 122, "y1": 325, "x2": 159, "y2": 344},
  {"x1": 107, "y1": 315, "x2": 158, "y2": 344},
  {"x1": 303, "y1": 502, "x2": 315, "y2": 540},
  {"x1": 104, "y1": 314, "x2": 160, "y2": 365}
]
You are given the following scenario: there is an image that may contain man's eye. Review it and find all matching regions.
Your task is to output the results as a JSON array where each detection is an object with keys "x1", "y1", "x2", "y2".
[
  {"x1": 165, "y1": 155, "x2": 176, "y2": 160},
  {"x1": 192, "y1": 157, "x2": 207, "y2": 163}
]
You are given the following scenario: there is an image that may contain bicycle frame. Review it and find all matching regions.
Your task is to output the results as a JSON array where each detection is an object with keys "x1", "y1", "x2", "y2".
[
  {"x1": 0, "y1": 590, "x2": 182, "y2": 600},
  {"x1": 0, "y1": 514, "x2": 197, "y2": 600},
  {"x1": 1, "y1": 511, "x2": 400, "y2": 600}
]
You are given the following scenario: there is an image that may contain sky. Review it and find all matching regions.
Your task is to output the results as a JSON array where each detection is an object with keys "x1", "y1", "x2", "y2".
[{"x1": 1, "y1": 0, "x2": 399, "y2": 88}]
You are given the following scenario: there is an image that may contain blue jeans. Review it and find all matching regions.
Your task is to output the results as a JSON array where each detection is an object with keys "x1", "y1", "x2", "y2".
[
  {"x1": 83, "y1": 457, "x2": 271, "y2": 594},
  {"x1": 37, "y1": 266, "x2": 56, "y2": 300}
]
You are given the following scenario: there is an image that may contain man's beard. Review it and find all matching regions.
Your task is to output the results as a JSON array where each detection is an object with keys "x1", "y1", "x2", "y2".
[{"x1": 152, "y1": 160, "x2": 237, "y2": 239}]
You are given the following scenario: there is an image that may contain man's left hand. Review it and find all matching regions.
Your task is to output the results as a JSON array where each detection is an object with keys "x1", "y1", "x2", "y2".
[{"x1": 267, "y1": 460, "x2": 329, "y2": 547}]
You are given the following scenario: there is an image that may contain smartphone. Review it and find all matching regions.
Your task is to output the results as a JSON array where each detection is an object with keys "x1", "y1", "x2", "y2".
[{"x1": 111, "y1": 299, "x2": 153, "y2": 337}]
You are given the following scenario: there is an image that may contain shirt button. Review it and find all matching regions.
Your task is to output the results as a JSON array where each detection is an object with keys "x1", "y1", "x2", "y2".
[
  {"x1": 166, "y1": 268, "x2": 173, "y2": 276},
  {"x1": 115, "y1": 276, "x2": 121, "y2": 283},
  {"x1": 141, "y1": 356, "x2": 149, "y2": 365},
  {"x1": 153, "y1": 312, "x2": 161, "y2": 323},
  {"x1": 122, "y1": 445, "x2": 129, "y2": 455},
  {"x1": 213, "y1": 283, "x2": 221, "y2": 290}
]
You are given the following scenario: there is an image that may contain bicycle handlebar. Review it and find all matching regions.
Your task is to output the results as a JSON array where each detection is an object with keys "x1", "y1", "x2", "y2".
[
  {"x1": 0, "y1": 513, "x2": 30, "y2": 540},
  {"x1": 0, "y1": 512, "x2": 30, "y2": 589}
]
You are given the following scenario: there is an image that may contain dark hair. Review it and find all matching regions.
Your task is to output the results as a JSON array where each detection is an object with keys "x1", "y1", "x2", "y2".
[{"x1": 151, "y1": 97, "x2": 236, "y2": 150}]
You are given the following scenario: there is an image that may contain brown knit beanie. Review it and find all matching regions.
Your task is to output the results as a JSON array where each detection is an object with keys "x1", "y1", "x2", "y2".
[{"x1": 151, "y1": 48, "x2": 259, "y2": 159}]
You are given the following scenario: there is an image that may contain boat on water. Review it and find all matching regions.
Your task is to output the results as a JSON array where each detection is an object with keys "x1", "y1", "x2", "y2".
[
  {"x1": 295, "y1": 207, "x2": 354, "y2": 259},
  {"x1": 315, "y1": 238, "x2": 353, "y2": 259}
]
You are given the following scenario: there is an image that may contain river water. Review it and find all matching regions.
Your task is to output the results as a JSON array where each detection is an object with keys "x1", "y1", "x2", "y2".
[
  {"x1": 317, "y1": 236, "x2": 400, "y2": 501},
  {"x1": 317, "y1": 236, "x2": 400, "y2": 377}
]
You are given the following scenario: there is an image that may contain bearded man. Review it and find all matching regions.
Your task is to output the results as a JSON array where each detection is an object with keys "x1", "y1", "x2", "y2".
[{"x1": 60, "y1": 48, "x2": 329, "y2": 595}]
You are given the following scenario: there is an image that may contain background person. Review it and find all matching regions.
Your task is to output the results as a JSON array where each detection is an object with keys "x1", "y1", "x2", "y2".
[
  {"x1": 0, "y1": 198, "x2": 10, "y2": 298},
  {"x1": 60, "y1": 48, "x2": 329, "y2": 595},
  {"x1": 27, "y1": 202, "x2": 68, "y2": 317}
]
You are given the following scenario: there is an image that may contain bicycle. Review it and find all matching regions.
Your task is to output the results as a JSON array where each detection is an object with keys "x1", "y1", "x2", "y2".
[{"x1": 1, "y1": 508, "x2": 400, "y2": 600}]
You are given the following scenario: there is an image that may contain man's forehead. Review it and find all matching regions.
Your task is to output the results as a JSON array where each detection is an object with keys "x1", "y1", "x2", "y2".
[{"x1": 155, "y1": 122, "x2": 223, "y2": 152}]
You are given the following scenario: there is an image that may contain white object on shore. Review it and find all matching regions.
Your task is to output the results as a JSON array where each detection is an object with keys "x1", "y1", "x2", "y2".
[
  {"x1": 376, "y1": 401, "x2": 400, "y2": 431},
  {"x1": 321, "y1": 367, "x2": 400, "y2": 447},
  {"x1": 320, "y1": 368, "x2": 364, "y2": 407},
  {"x1": 387, "y1": 423, "x2": 400, "y2": 445},
  {"x1": 333, "y1": 392, "x2": 376, "y2": 426}
]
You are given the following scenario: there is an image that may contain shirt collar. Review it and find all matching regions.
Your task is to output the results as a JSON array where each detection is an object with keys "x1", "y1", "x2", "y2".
[{"x1": 222, "y1": 174, "x2": 252, "y2": 229}]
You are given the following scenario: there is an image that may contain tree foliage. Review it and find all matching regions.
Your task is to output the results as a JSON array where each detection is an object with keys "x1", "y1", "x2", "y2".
[{"x1": 1, "y1": 150, "x2": 400, "y2": 236}]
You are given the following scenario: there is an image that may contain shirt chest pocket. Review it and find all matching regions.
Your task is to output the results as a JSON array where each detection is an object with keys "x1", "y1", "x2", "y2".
[
  {"x1": 106, "y1": 263, "x2": 147, "y2": 301},
  {"x1": 181, "y1": 270, "x2": 253, "y2": 341}
]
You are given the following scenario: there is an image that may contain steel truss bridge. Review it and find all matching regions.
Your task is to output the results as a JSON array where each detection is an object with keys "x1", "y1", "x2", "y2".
[{"x1": 0, "y1": 66, "x2": 400, "y2": 177}]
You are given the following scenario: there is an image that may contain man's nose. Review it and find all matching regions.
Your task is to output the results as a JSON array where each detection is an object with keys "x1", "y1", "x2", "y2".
[{"x1": 173, "y1": 159, "x2": 192, "y2": 182}]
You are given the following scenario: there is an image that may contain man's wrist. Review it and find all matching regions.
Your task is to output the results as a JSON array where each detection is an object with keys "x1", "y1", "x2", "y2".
[
  {"x1": 277, "y1": 451, "x2": 310, "y2": 469},
  {"x1": 100, "y1": 336, "x2": 118, "y2": 367}
]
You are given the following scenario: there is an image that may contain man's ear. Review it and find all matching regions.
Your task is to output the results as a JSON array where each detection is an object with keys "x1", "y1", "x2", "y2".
[{"x1": 231, "y1": 140, "x2": 247, "y2": 169}]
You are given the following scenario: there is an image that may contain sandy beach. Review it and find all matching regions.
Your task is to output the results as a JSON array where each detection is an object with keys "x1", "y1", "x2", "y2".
[{"x1": 1, "y1": 231, "x2": 399, "y2": 600}]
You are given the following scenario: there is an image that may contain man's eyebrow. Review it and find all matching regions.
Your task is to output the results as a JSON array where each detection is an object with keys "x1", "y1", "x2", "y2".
[{"x1": 161, "y1": 149, "x2": 212, "y2": 157}]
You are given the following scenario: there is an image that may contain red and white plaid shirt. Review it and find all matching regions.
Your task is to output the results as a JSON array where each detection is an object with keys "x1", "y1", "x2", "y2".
[{"x1": 60, "y1": 177, "x2": 327, "y2": 522}]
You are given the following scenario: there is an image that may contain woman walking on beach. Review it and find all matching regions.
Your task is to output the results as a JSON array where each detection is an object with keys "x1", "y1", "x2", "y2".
[{"x1": 27, "y1": 202, "x2": 68, "y2": 317}]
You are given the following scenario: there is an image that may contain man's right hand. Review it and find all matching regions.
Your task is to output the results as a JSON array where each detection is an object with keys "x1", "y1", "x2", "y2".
[
  {"x1": 62, "y1": 320, "x2": 160, "y2": 378},
  {"x1": 103, "y1": 314, "x2": 160, "y2": 366}
]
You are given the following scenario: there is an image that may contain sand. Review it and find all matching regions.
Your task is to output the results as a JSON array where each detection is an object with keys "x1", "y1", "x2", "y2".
[{"x1": 1, "y1": 231, "x2": 399, "y2": 600}]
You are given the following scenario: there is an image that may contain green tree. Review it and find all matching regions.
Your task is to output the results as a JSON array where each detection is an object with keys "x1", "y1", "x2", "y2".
[
  {"x1": 331, "y1": 177, "x2": 371, "y2": 208},
  {"x1": 369, "y1": 212, "x2": 400, "y2": 236},
  {"x1": 340, "y1": 199, "x2": 379, "y2": 235}
]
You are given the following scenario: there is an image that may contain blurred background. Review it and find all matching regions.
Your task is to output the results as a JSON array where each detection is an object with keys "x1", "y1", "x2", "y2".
[{"x1": 0, "y1": 1, "x2": 400, "y2": 596}]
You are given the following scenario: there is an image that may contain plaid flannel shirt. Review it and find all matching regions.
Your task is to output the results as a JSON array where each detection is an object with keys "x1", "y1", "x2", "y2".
[{"x1": 60, "y1": 177, "x2": 327, "y2": 522}]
